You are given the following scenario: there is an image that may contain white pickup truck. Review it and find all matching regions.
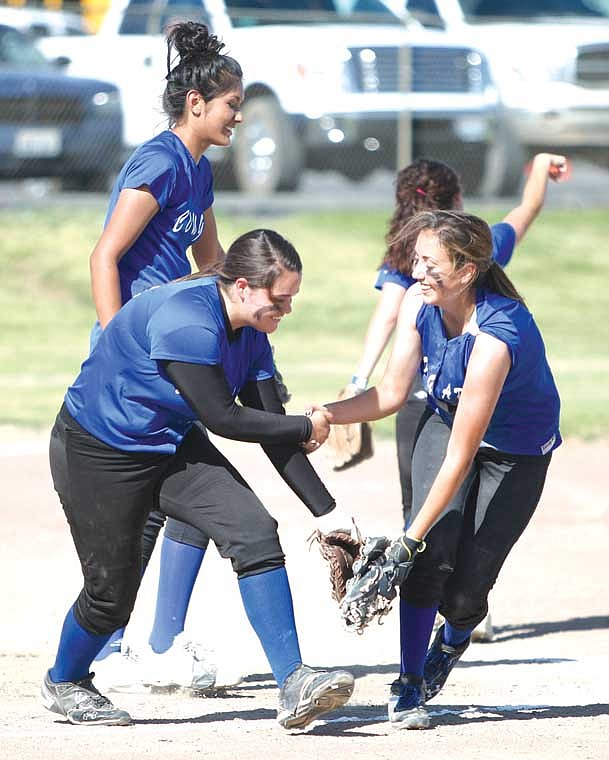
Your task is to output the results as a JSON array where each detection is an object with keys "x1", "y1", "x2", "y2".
[
  {"x1": 405, "y1": 0, "x2": 609, "y2": 194},
  {"x1": 40, "y1": 0, "x2": 501, "y2": 194}
]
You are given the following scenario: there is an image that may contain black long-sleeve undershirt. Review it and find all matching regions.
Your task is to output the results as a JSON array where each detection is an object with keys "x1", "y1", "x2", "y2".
[
  {"x1": 162, "y1": 361, "x2": 335, "y2": 517},
  {"x1": 238, "y1": 377, "x2": 336, "y2": 517},
  {"x1": 163, "y1": 361, "x2": 312, "y2": 445}
]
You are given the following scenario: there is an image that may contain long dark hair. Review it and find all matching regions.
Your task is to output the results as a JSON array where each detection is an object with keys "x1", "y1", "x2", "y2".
[
  {"x1": 403, "y1": 211, "x2": 526, "y2": 305},
  {"x1": 184, "y1": 229, "x2": 302, "y2": 288},
  {"x1": 163, "y1": 22, "x2": 242, "y2": 126},
  {"x1": 383, "y1": 158, "x2": 462, "y2": 272}
]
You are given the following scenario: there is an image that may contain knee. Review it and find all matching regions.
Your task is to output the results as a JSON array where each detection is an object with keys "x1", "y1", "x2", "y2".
[
  {"x1": 222, "y1": 513, "x2": 284, "y2": 577},
  {"x1": 401, "y1": 552, "x2": 455, "y2": 607},
  {"x1": 164, "y1": 517, "x2": 210, "y2": 551},
  {"x1": 74, "y1": 563, "x2": 141, "y2": 635},
  {"x1": 440, "y1": 589, "x2": 488, "y2": 630}
]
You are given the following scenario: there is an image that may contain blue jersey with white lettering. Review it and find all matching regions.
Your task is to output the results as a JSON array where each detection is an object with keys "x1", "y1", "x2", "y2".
[
  {"x1": 417, "y1": 289, "x2": 561, "y2": 456},
  {"x1": 67, "y1": 277, "x2": 274, "y2": 454},
  {"x1": 105, "y1": 130, "x2": 214, "y2": 304},
  {"x1": 374, "y1": 222, "x2": 516, "y2": 291}
]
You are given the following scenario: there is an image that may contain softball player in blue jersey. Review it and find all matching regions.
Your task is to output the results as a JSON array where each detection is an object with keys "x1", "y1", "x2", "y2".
[
  {"x1": 324, "y1": 211, "x2": 561, "y2": 729},
  {"x1": 42, "y1": 229, "x2": 355, "y2": 729},
  {"x1": 348, "y1": 153, "x2": 565, "y2": 643},
  {"x1": 88, "y1": 21, "x2": 247, "y2": 687},
  {"x1": 350, "y1": 153, "x2": 566, "y2": 526}
]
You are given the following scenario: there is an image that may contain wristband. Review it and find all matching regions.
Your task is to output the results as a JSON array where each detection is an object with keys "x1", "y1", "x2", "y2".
[{"x1": 350, "y1": 375, "x2": 368, "y2": 391}]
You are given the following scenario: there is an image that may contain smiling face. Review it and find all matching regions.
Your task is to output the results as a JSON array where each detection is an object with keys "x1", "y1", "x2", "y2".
[
  {"x1": 242, "y1": 268, "x2": 302, "y2": 334},
  {"x1": 200, "y1": 83, "x2": 244, "y2": 147},
  {"x1": 411, "y1": 229, "x2": 476, "y2": 308}
]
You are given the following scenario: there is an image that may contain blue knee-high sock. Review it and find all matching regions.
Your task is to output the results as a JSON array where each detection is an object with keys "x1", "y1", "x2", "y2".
[
  {"x1": 149, "y1": 536, "x2": 205, "y2": 653},
  {"x1": 443, "y1": 621, "x2": 473, "y2": 647},
  {"x1": 238, "y1": 567, "x2": 302, "y2": 687},
  {"x1": 400, "y1": 599, "x2": 438, "y2": 678},
  {"x1": 50, "y1": 606, "x2": 111, "y2": 683}
]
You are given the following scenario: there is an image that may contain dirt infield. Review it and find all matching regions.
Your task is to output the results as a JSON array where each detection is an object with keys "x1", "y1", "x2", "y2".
[{"x1": 1, "y1": 432, "x2": 608, "y2": 760}]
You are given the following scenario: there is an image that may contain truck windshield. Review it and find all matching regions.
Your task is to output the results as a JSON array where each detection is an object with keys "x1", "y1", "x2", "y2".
[
  {"x1": 457, "y1": 0, "x2": 609, "y2": 20},
  {"x1": 225, "y1": 0, "x2": 402, "y2": 27}
]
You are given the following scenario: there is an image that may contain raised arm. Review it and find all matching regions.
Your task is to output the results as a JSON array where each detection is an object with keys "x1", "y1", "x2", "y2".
[
  {"x1": 502, "y1": 152, "x2": 567, "y2": 243},
  {"x1": 90, "y1": 188, "x2": 159, "y2": 328},
  {"x1": 406, "y1": 332, "x2": 510, "y2": 541}
]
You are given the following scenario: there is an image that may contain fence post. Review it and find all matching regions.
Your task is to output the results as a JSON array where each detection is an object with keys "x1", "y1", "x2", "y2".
[{"x1": 397, "y1": 42, "x2": 412, "y2": 173}]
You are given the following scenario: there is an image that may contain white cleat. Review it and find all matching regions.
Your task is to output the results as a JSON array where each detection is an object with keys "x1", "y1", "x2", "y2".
[
  {"x1": 139, "y1": 632, "x2": 244, "y2": 691},
  {"x1": 92, "y1": 649, "x2": 150, "y2": 694}
]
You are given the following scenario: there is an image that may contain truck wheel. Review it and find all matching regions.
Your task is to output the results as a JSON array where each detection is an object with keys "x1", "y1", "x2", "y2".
[
  {"x1": 478, "y1": 125, "x2": 525, "y2": 197},
  {"x1": 233, "y1": 96, "x2": 303, "y2": 194}
]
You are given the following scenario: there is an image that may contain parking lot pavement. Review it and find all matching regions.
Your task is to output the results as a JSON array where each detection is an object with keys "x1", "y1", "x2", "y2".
[{"x1": 1, "y1": 159, "x2": 608, "y2": 213}]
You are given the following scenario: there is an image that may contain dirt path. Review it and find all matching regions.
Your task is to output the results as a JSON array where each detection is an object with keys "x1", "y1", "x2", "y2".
[{"x1": 1, "y1": 433, "x2": 607, "y2": 760}]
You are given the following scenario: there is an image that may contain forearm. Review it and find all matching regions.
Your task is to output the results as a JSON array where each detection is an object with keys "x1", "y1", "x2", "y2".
[
  {"x1": 90, "y1": 254, "x2": 122, "y2": 328},
  {"x1": 164, "y1": 362, "x2": 312, "y2": 445},
  {"x1": 239, "y1": 379, "x2": 335, "y2": 516},
  {"x1": 326, "y1": 382, "x2": 406, "y2": 425},
  {"x1": 407, "y1": 448, "x2": 474, "y2": 540},
  {"x1": 502, "y1": 153, "x2": 555, "y2": 242},
  {"x1": 353, "y1": 285, "x2": 405, "y2": 385},
  {"x1": 192, "y1": 209, "x2": 223, "y2": 270},
  {"x1": 262, "y1": 445, "x2": 336, "y2": 516},
  {"x1": 353, "y1": 313, "x2": 397, "y2": 385}
]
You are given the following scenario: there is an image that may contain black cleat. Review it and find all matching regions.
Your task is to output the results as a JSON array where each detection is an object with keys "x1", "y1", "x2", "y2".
[
  {"x1": 423, "y1": 624, "x2": 470, "y2": 702},
  {"x1": 388, "y1": 673, "x2": 430, "y2": 729}
]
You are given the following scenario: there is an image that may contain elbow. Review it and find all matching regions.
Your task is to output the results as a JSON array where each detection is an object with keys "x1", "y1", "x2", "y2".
[{"x1": 376, "y1": 382, "x2": 406, "y2": 417}]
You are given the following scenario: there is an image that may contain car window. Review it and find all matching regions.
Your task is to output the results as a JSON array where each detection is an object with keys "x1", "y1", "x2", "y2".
[
  {"x1": 0, "y1": 24, "x2": 47, "y2": 66},
  {"x1": 119, "y1": 0, "x2": 211, "y2": 35},
  {"x1": 457, "y1": 0, "x2": 609, "y2": 19}
]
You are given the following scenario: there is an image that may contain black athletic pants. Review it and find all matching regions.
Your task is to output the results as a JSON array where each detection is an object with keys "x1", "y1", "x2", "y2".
[
  {"x1": 395, "y1": 390, "x2": 427, "y2": 527},
  {"x1": 50, "y1": 405, "x2": 285, "y2": 636},
  {"x1": 401, "y1": 408, "x2": 552, "y2": 630}
]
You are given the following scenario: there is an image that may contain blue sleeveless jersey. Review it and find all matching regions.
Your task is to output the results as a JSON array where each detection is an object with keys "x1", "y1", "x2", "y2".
[
  {"x1": 416, "y1": 289, "x2": 561, "y2": 456},
  {"x1": 67, "y1": 278, "x2": 274, "y2": 453}
]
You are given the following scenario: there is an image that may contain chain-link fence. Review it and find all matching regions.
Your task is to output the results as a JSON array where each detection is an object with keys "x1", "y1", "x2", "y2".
[{"x1": 1, "y1": 0, "x2": 504, "y2": 194}]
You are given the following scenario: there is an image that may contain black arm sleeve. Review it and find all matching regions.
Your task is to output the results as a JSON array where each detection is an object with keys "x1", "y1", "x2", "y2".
[
  {"x1": 163, "y1": 361, "x2": 312, "y2": 446},
  {"x1": 238, "y1": 377, "x2": 336, "y2": 517}
]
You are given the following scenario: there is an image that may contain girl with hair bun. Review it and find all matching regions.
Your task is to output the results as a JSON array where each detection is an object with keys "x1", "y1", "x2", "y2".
[{"x1": 86, "y1": 22, "x2": 246, "y2": 690}]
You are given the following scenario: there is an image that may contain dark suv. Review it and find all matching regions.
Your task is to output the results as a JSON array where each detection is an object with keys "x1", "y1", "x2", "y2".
[{"x1": 0, "y1": 23, "x2": 123, "y2": 190}]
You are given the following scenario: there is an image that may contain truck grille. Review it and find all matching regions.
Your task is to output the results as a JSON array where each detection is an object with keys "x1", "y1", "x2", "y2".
[
  {"x1": 0, "y1": 96, "x2": 85, "y2": 124},
  {"x1": 576, "y1": 44, "x2": 609, "y2": 89},
  {"x1": 347, "y1": 46, "x2": 487, "y2": 94}
]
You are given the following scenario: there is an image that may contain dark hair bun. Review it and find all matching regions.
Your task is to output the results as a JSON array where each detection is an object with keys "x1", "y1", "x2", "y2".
[{"x1": 167, "y1": 21, "x2": 225, "y2": 63}]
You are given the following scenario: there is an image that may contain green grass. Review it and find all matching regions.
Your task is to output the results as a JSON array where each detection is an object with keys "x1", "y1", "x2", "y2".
[{"x1": 2, "y1": 205, "x2": 608, "y2": 438}]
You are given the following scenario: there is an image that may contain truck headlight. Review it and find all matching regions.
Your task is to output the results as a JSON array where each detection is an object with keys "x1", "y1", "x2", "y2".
[{"x1": 91, "y1": 90, "x2": 121, "y2": 111}]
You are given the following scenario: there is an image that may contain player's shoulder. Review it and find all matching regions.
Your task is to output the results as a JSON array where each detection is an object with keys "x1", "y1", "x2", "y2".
[
  {"x1": 476, "y1": 289, "x2": 533, "y2": 344},
  {"x1": 131, "y1": 132, "x2": 181, "y2": 170}
]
